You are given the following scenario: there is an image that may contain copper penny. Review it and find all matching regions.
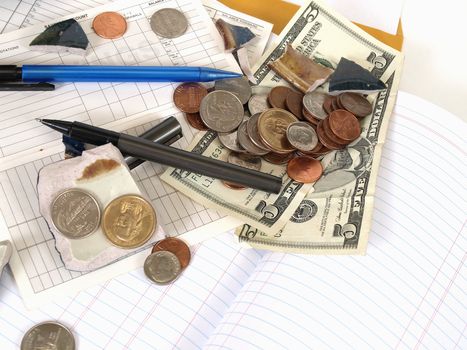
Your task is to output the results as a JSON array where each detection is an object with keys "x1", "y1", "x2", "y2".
[
  {"x1": 268, "y1": 86, "x2": 293, "y2": 109},
  {"x1": 322, "y1": 95, "x2": 333, "y2": 115},
  {"x1": 258, "y1": 108, "x2": 297, "y2": 154},
  {"x1": 186, "y1": 112, "x2": 209, "y2": 130},
  {"x1": 173, "y1": 83, "x2": 208, "y2": 113},
  {"x1": 285, "y1": 90, "x2": 304, "y2": 120},
  {"x1": 339, "y1": 92, "x2": 373, "y2": 117},
  {"x1": 328, "y1": 109, "x2": 361, "y2": 142},
  {"x1": 92, "y1": 12, "x2": 127, "y2": 39},
  {"x1": 222, "y1": 181, "x2": 247, "y2": 190},
  {"x1": 317, "y1": 120, "x2": 344, "y2": 150},
  {"x1": 321, "y1": 117, "x2": 349, "y2": 146},
  {"x1": 263, "y1": 151, "x2": 294, "y2": 164},
  {"x1": 287, "y1": 156, "x2": 323, "y2": 183},
  {"x1": 152, "y1": 237, "x2": 191, "y2": 269},
  {"x1": 302, "y1": 107, "x2": 319, "y2": 126},
  {"x1": 331, "y1": 96, "x2": 340, "y2": 112}
]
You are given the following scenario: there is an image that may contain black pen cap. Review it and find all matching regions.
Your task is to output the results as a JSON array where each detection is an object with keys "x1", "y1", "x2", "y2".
[{"x1": 0, "y1": 65, "x2": 21, "y2": 82}]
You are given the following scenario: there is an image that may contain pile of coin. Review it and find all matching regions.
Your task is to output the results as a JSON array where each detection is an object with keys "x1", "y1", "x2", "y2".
[
  {"x1": 173, "y1": 76, "x2": 373, "y2": 185},
  {"x1": 144, "y1": 237, "x2": 191, "y2": 284},
  {"x1": 92, "y1": 8, "x2": 188, "y2": 40},
  {"x1": 50, "y1": 189, "x2": 156, "y2": 248}
]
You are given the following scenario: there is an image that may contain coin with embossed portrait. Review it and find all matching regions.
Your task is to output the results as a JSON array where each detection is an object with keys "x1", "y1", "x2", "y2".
[
  {"x1": 215, "y1": 76, "x2": 251, "y2": 104},
  {"x1": 199, "y1": 90, "x2": 244, "y2": 132},
  {"x1": 144, "y1": 250, "x2": 181, "y2": 284},
  {"x1": 21, "y1": 321, "x2": 75, "y2": 350},
  {"x1": 102, "y1": 194, "x2": 156, "y2": 249},
  {"x1": 92, "y1": 12, "x2": 127, "y2": 39},
  {"x1": 286, "y1": 121, "x2": 319, "y2": 152},
  {"x1": 150, "y1": 8, "x2": 188, "y2": 39},
  {"x1": 51, "y1": 188, "x2": 100, "y2": 239}
]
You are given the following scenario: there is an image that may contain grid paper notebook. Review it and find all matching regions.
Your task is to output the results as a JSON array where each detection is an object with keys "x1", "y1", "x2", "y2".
[{"x1": 1, "y1": 91, "x2": 465, "y2": 349}]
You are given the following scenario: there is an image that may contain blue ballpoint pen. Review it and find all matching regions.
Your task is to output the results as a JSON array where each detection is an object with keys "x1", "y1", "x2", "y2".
[{"x1": 0, "y1": 64, "x2": 242, "y2": 90}]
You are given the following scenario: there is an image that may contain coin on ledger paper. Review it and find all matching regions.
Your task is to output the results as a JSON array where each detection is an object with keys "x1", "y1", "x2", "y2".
[
  {"x1": 215, "y1": 76, "x2": 252, "y2": 104},
  {"x1": 286, "y1": 121, "x2": 319, "y2": 152},
  {"x1": 144, "y1": 250, "x2": 181, "y2": 284},
  {"x1": 199, "y1": 90, "x2": 244, "y2": 132},
  {"x1": 51, "y1": 188, "x2": 100, "y2": 239},
  {"x1": 21, "y1": 321, "x2": 75, "y2": 350},
  {"x1": 150, "y1": 8, "x2": 188, "y2": 39},
  {"x1": 102, "y1": 194, "x2": 156, "y2": 249},
  {"x1": 92, "y1": 12, "x2": 127, "y2": 39},
  {"x1": 152, "y1": 237, "x2": 191, "y2": 269}
]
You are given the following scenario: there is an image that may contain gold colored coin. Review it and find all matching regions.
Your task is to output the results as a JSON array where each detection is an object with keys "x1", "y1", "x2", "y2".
[
  {"x1": 102, "y1": 195, "x2": 156, "y2": 249},
  {"x1": 258, "y1": 108, "x2": 298, "y2": 154}
]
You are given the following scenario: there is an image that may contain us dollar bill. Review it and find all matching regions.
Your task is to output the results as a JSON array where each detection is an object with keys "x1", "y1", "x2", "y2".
[
  {"x1": 235, "y1": 0, "x2": 403, "y2": 254},
  {"x1": 160, "y1": 131, "x2": 314, "y2": 235}
]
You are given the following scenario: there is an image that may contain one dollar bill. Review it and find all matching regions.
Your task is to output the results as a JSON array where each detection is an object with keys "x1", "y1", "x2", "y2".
[
  {"x1": 235, "y1": 0, "x2": 403, "y2": 254},
  {"x1": 160, "y1": 131, "x2": 314, "y2": 235}
]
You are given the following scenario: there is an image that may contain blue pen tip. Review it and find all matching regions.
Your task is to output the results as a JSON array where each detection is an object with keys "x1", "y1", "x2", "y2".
[{"x1": 200, "y1": 67, "x2": 243, "y2": 81}]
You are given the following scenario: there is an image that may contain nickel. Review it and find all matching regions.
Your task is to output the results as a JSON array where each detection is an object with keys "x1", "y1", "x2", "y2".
[
  {"x1": 51, "y1": 189, "x2": 100, "y2": 239},
  {"x1": 150, "y1": 8, "x2": 188, "y2": 39},
  {"x1": 144, "y1": 250, "x2": 181, "y2": 284},
  {"x1": 21, "y1": 321, "x2": 75, "y2": 350}
]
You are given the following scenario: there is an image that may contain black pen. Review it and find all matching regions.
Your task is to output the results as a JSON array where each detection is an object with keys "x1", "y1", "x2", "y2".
[{"x1": 38, "y1": 119, "x2": 283, "y2": 194}]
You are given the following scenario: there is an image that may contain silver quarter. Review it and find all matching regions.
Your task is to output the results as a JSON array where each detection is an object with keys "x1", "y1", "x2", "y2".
[
  {"x1": 248, "y1": 94, "x2": 270, "y2": 115},
  {"x1": 214, "y1": 77, "x2": 251, "y2": 104},
  {"x1": 150, "y1": 8, "x2": 188, "y2": 39},
  {"x1": 286, "y1": 121, "x2": 319, "y2": 152},
  {"x1": 246, "y1": 113, "x2": 271, "y2": 152},
  {"x1": 144, "y1": 250, "x2": 181, "y2": 284},
  {"x1": 302, "y1": 91, "x2": 328, "y2": 120},
  {"x1": 199, "y1": 90, "x2": 244, "y2": 132},
  {"x1": 218, "y1": 130, "x2": 246, "y2": 153},
  {"x1": 237, "y1": 121, "x2": 269, "y2": 156},
  {"x1": 21, "y1": 321, "x2": 75, "y2": 350},
  {"x1": 50, "y1": 189, "x2": 100, "y2": 239},
  {"x1": 227, "y1": 152, "x2": 262, "y2": 171}
]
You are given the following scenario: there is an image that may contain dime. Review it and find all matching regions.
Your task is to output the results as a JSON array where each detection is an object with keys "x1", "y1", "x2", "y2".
[
  {"x1": 92, "y1": 12, "x2": 127, "y2": 39},
  {"x1": 152, "y1": 237, "x2": 191, "y2": 269},
  {"x1": 302, "y1": 91, "x2": 328, "y2": 120},
  {"x1": 51, "y1": 189, "x2": 100, "y2": 239},
  {"x1": 246, "y1": 113, "x2": 272, "y2": 152},
  {"x1": 286, "y1": 121, "x2": 319, "y2": 152},
  {"x1": 268, "y1": 86, "x2": 292, "y2": 109},
  {"x1": 227, "y1": 152, "x2": 262, "y2": 171},
  {"x1": 339, "y1": 92, "x2": 373, "y2": 117},
  {"x1": 248, "y1": 94, "x2": 270, "y2": 115},
  {"x1": 199, "y1": 90, "x2": 244, "y2": 132},
  {"x1": 257, "y1": 108, "x2": 298, "y2": 154},
  {"x1": 263, "y1": 151, "x2": 294, "y2": 164},
  {"x1": 21, "y1": 321, "x2": 75, "y2": 350},
  {"x1": 150, "y1": 8, "x2": 188, "y2": 39},
  {"x1": 144, "y1": 250, "x2": 181, "y2": 284},
  {"x1": 173, "y1": 83, "x2": 207, "y2": 113},
  {"x1": 218, "y1": 129, "x2": 246, "y2": 153},
  {"x1": 215, "y1": 77, "x2": 251, "y2": 104},
  {"x1": 186, "y1": 112, "x2": 209, "y2": 130},
  {"x1": 102, "y1": 194, "x2": 156, "y2": 249},
  {"x1": 328, "y1": 109, "x2": 361, "y2": 142},
  {"x1": 285, "y1": 89, "x2": 305, "y2": 119},
  {"x1": 237, "y1": 121, "x2": 269, "y2": 155},
  {"x1": 287, "y1": 156, "x2": 323, "y2": 183},
  {"x1": 316, "y1": 120, "x2": 343, "y2": 150}
]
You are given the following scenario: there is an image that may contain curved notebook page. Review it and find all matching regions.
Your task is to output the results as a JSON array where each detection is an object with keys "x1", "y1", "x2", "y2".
[
  {"x1": 0, "y1": 232, "x2": 263, "y2": 349},
  {"x1": 203, "y1": 92, "x2": 467, "y2": 350}
]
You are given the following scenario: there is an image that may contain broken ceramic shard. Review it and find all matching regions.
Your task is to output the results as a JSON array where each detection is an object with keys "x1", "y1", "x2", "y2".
[
  {"x1": 0, "y1": 240, "x2": 12, "y2": 277},
  {"x1": 37, "y1": 143, "x2": 164, "y2": 272},
  {"x1": 63, "y1": 135, "x2": 86, "y2": 159},
  {"x1": 268, "y1": 44, "x2": 334, "y2": 93},
  {"x1": 215, "y1": 18, "x2": 256, "y2": 51},
  {"x1": 30, "y1": 18, "x2": 89, "y2": 56},
  {"x1": 328, "y1": 57, "x2": 386, "y2": 95}
]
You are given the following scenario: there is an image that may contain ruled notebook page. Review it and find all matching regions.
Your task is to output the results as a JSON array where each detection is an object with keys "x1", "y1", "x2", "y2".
[
  {"x1": 0, "y1": 232, "x2": 263, "y2": 350},
  {"x1": 204, "y1": 92, "x2": 467, "y2": 350}
]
